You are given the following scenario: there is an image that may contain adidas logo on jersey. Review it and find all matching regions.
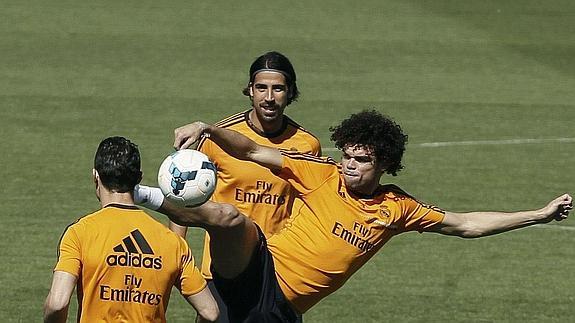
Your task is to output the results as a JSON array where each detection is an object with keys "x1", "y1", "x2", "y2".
[{"x1": 106, "y1": 229, "x2": 162, "y2": 270}]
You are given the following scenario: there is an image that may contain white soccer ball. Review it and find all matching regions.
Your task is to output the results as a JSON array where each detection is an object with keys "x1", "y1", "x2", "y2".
[{"x1": 157, "y1": 149, "x2": 217, "y2": 207}]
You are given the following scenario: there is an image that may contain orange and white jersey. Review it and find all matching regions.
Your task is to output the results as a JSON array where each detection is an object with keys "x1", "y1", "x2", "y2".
[
  {"x1": 55, "y1": 204, "x2": 206, "y2": 323},
  {"x1": 198, "y1": 110, "x2": 321, "y2": 278},
  {"x1": 268, "y1": 151, "x2": 445, "y2": 313}
]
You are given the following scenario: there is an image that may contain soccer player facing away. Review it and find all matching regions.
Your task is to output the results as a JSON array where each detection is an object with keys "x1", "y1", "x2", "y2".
[
  {"x1": 44, "y1": 137, "x2": 219, "y2": 323},
  {"x1": 169, "y1": 51, "x2": 320, "y2": 322},
  {"x1": 137, "y1": 110, "x2": 572, "y2": 322}
]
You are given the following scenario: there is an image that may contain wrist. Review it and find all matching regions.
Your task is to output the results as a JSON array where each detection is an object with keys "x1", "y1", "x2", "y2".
[
  {"x1": 199, "y1": 122, "x2": 212, "y2": 138},
  {"x1": 526, "y1": 207, "x2": 549, "y2": 224}
]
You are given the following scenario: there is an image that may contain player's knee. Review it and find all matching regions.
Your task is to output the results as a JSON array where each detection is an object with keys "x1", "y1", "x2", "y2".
[{"x1": 212, "y1": 203, "x2": 246, "y2": 229}]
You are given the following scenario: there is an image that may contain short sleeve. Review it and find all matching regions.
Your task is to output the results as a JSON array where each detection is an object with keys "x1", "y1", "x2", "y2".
[
  {"x1": 197, "y1": 136, "x2": 215, "y2": 161},
  {"x1": 310, "y1": 137, "x2": 322, "y2": 157},
  {"x1": 278, "y1": 151, "x2": 338, "y2": 195},
  {"x1": 54, "y1": 225, "x2": 82, "y2": 276},
  {"x1": 400, "y1": 197, "x2": 445, "y2": 232},
  {"x1": 176, "y1": 242, "x2": 207, "y2": 296}
]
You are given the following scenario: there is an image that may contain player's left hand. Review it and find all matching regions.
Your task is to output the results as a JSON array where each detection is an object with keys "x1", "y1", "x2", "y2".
[{"x1": 540, "y1": 194, "x2": 572, "y2": 222}]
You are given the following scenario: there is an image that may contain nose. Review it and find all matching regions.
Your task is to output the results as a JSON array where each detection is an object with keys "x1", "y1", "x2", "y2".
[
  {"x1": 265, "y1": 89, "x2": 274, "y2": 102},
  {"x1": 346, "y1": 158, "x2": 358, "y2": 169}
]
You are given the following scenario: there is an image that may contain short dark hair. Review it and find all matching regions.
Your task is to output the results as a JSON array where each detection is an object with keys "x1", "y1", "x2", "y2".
[
  {"x1": 242, "y1": 51, "x2": 300, "y2": 105},
  {"x1": 94, "y1": 136, "x2": 142, "y2": 193},
  {"x1": 329, "y1": 110, "x2": 408, "y2": 176}
]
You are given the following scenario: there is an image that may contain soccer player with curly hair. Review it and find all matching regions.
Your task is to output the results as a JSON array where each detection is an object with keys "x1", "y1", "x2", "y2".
[{"x1": 136, "y1": 110, "x2": 572, "y2": 322}]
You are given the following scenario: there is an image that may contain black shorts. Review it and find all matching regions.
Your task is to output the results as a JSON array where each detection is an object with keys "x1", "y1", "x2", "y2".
[{"x1": 212, "y1": 226, "x2": 302, "y2": 323}]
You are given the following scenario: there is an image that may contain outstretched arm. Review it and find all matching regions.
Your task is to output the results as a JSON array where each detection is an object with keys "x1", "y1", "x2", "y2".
[
  {"x1": 430, "y1": 194, "x2": 572, "y2": 238},
  {"x1": 174, "y1": 121, "x2": 283, "y2": 171}
]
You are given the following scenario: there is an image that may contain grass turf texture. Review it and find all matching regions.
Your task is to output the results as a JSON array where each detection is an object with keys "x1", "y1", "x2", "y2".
[{"x1": 1, "y1": 0, "x2": 574, "y2": 322}]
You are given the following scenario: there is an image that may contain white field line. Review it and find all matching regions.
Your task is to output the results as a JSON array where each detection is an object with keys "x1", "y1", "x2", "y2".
[
  {"x1": 322, "y1": 137, "x2": 575, "y2": 152},
  {"x1": 533, "y1": 224, "x2": 575, "y2": 231},
  {"x1": 414, "y1": 137, "x2": 575, "y2": 148}
]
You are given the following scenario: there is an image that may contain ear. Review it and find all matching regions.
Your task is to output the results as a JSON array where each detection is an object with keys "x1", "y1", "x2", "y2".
[
  {"x1": 248, "y1": 83, "x2": 254, "y2": 97},
  {"x1": 92, "y1": 169, "x2": 99, "y2": 183},
  {"x1": 287, "y1": 86, "x2": 294, "y2": 101},
  {"x1": 378, "y1": 161, "x2": 389, "y2": 175}
]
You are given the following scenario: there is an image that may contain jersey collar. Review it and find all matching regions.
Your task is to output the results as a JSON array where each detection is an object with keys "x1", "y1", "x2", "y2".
[
  {"x1": 103, "y1": 203, "x2": 139, "y2": 210},
  {"x1": 337, "y1": 174, "x2": 386, "y2": 207},
  {"x1": 244, "y1": 110, "x2": 289, "y2": 138}
]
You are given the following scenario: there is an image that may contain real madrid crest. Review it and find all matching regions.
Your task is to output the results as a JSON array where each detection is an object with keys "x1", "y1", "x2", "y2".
[{"x1": 379, "y1": 205, "x2": 391, "y2": 218}]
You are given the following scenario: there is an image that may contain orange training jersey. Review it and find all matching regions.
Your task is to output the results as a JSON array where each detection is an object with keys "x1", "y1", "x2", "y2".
[
  {"x1": 198, "y1": 110, "x2": 321, "y2": 278},
  {"x1": 267, "y1": 151, "x2": 445, "y2": 313},
  {"x1": 55, "y1": 204, "x2": 206, "y2": 323}
]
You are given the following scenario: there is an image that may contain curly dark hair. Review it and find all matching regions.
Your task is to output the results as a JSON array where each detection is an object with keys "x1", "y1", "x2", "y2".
[{"x1": 329, "y1": 110, "x2": 408, "y2": 176}]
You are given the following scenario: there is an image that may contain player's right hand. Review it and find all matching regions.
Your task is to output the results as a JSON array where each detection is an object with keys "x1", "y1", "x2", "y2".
[{"x1": 173, "y1": 122, "x2": 209, "y2": 150}]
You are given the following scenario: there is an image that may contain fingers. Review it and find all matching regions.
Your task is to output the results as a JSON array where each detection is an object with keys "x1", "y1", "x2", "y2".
[
  {"x1": 555, "y1": 208, "x2": 570, "y2": 221},
  {"x1": 173, "y1": 122, "x2": 208, "y2": 150},
  {"x1": 182, "y1": 137, "x2": 200, "y2": 150},
  {"x1": 554, "y1": 193, "x2": 573, "y2": 221},
  {"x1": 560, "y1": 193, "x2": 573, "y2": 211},
  {"x1": 173, "y1": 127, "x2": 185, "y2": 150},
  {"x1": 555, "y1": 211, "x2": 570, "y2": 221},
  {"x1": 173, "y1": 126, "x2": 198, "y2": 150},
  {"x1": 173, "y1": 137, "x2": 197, "y2": 150}
]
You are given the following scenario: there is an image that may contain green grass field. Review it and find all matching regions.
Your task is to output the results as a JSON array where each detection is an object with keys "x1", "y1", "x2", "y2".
[{"x1": 1, "y1": 0, "x2": 574, "y2": 322}]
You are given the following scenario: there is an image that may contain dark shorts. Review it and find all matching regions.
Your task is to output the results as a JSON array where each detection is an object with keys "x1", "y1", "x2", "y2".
[{"x1": 212, "y1": 226, "x2": 302, "y2": 323}]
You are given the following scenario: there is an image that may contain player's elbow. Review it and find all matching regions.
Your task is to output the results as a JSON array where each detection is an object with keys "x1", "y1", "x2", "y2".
[
  {"x1": 457, "y1": 227, "x2": 485, "y2": 238},
  {"x1": 454, "y1": 221, "x2": 489, "y2": 238},
  {"x1": 442, "y1": 212, "x2": 488, "y2": 238}
]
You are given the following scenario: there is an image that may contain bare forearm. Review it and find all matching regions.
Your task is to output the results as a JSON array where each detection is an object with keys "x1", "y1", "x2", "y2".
[
  {"x1": 174, "y1": 121, "x2": 282, "y2": 169},
  {"x1": 205, "y1": 124, "x2": 259, "y2": 161},
  {"x1": 444, "y1": 210, "x2": 544, "y2": 238},
  {"x1": 209, "y1": 125, "x2": 283, "y2": 169},
  {"x1": 186, "y1": 287, "x2": 219, "y2": 322},
  {"x1": 44, "y1": 272, "x2": 75, "y2": 323},
  {"x1": 436, "y1": 194, "x2": 572, "y2": 238}
]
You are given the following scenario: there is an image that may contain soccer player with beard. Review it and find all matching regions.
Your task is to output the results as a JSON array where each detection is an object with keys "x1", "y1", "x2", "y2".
[{"x1": 169, "y1": 51, "x2": 320, "y2": 322}]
